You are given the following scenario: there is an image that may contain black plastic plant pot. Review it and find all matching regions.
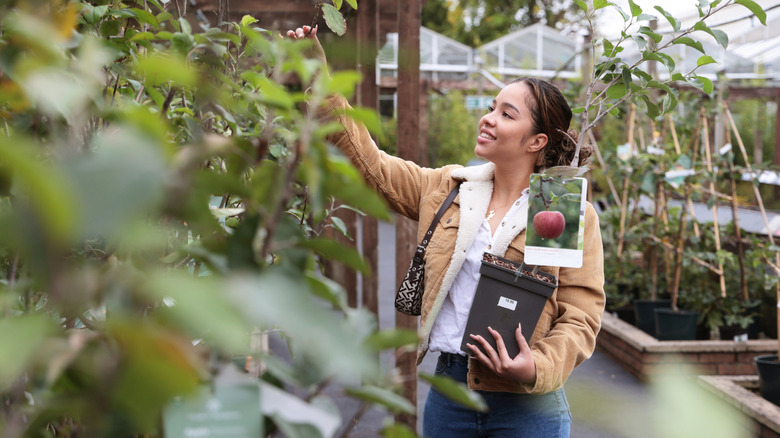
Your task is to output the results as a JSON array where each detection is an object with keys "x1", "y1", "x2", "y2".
[
  {"x1": 755, "y1": 354, "x2": 780, "y2": 407},
  {"x1": 633, "y1": 299, "x2": 671, "y2": 336},
  {"x1": 654, "y1": 308, "x2": 699, "y2": 341},
  {"x1": 460, "y1": 254, "x2": 557, "y2": 359}
]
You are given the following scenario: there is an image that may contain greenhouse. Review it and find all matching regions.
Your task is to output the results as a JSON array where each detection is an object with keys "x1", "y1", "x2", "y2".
[{"x1": 377, "y1": 7, "x2": 780, "y2": 85}]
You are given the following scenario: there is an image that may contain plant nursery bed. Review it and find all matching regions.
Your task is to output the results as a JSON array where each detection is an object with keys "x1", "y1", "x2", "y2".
[
  {"x1": 698, "y1": 375, "x2": 780, "y2": 438},
  {"x1": 596, "y1": 313, "x2": 776, "y2": 382}
]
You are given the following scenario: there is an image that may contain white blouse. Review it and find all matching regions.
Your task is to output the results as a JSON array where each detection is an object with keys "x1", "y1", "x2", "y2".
[{"x1": 428, "y1": 190, "x2": 529, "y2": 355}]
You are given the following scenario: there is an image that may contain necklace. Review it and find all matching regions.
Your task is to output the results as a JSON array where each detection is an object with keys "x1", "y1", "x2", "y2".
[{"x1": 486, "y1": 201, "x2": 513, "y2": 221}]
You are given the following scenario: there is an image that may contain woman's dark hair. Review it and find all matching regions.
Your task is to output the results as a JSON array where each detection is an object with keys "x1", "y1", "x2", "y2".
[{"x1": 511, "y1": 77, "x2": 591, "y2": 171}]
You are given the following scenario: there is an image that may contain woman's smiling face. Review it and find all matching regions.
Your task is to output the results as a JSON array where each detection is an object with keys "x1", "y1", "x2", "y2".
[{"x1": 473, "y1": 81, "x2": 547, "y2": 167}]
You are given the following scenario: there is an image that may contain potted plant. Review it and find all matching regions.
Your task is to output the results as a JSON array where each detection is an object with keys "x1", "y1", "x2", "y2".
[{"x1": 460, "y1": 253, "x2": 557, "y2": 358}]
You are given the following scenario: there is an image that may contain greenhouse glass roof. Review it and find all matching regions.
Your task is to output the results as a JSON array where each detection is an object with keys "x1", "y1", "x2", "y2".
[
  {"x1": 619, "y1": 0, "x2": 780, "y2": 81},
  {"x1": 478, "y1": 24, "x2": 582, "y2": 80},
  {"x1": 377, "y1": 7, "x2": 780, "y2": 87},
  {"x1": 377, "y1": 27, "x2": 475, "y2": 81}
]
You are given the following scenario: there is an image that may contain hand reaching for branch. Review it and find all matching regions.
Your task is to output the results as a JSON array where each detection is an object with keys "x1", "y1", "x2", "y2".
[
  {"x1": 285, "y1": 25, "x2": 330, "y2": 78},
  {"x1": 466, "y1": 323, "x2": 537, "y2": 385}
]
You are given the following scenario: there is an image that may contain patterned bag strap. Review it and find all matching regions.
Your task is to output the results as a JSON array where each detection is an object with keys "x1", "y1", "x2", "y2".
[{"x1": 415, "y1": 182, "x2": 461, "y2": 260}]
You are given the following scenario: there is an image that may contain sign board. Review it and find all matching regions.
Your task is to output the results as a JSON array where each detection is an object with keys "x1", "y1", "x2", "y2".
[
  {"x1": 464, "y1": 95, "x2": 494, "y2": 111},
  {"x1": 164, "y1": 366, "x2": 262, "y2": 438}
]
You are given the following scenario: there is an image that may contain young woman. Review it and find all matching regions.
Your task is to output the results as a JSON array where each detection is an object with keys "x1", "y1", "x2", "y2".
[{"x1": 287, "y1": 25, "x2": 605, "y2": 438}]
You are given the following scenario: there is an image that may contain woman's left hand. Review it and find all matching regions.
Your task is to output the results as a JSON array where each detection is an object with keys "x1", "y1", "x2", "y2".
[{"x1": 467, "y1": 323, "x2": 537, "y2": 385}]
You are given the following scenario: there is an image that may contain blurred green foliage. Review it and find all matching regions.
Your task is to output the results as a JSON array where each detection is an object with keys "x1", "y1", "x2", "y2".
[{"x1": 0, "y1": 1, "x2": 489, "y2": 436}]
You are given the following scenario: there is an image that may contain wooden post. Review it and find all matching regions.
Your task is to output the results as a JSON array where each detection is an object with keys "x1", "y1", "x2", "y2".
[
  {"x1": 616, "y1": 104, "x2": 636, "y2": 259},
  {"x1": 357, "y1": 0, "x2": 380, "y2": 316},
  {"x1": 395, "y1": 0, "x2": 421, "y2": 429},
  {"x1": 668, "y1": 115, "x2": 700, "y2": 238},
  {"x1": 700, "y1": 108, "x2": 727, "y2": 299},
  {"x1": 723, "y1": 102, "x2": 780, "y2": 354}
]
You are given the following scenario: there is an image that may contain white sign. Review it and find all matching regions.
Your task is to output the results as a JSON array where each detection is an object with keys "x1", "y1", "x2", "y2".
[{"x1": 465, "y1": 95, "x2": 494, "y2": 111}]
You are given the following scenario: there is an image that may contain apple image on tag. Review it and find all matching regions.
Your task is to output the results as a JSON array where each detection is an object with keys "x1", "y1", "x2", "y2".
[{"x1": 532, "y1": 210, "x2": 565, "y2": 239}]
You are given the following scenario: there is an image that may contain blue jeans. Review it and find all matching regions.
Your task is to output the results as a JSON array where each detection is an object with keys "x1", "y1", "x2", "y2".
[{"x1": 422, "y1": 353, "x2": 571, "y2": 438}]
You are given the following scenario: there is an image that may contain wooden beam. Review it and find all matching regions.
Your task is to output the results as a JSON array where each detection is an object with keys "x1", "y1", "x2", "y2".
[
  {"x1": 395, "y1": 0, "x2": 421, "y2": 430},
  {"x1": 357, "y1": 0, "x2": 380, "y2": 317},
  {"x1": 194, "y1": 0, "x2": 316, "y2": 12}
]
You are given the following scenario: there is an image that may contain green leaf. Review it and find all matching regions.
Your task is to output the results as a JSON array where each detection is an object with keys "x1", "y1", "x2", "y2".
[
  {"x1": 340, "y1": 107, "x2": 386, "y2": 144},
  {"x1": 306, "y1": 274, "x2": 348, "y2": 310},
  {"x1": 0, "y1": 138, "x2": 78, "y2": 242},
  {"x1": 571, "y1": 106, "x2": 584, "y2": 114},
  {"x1": 364, "y1": 329, "x2": 418, "y2": 350},
  {"x1": 142, "y1": 272, "x2": 250, "y2": 353},
  {"x1": 322, "y1": 4, "x2": 347, "y2": 36},
  {"x1": 345, "y1": 0, "x2": 357, "y2": 6},
  {"x1": 593, "y1": 0, "x2": 609, "y2": 10},
  {"x1": 632, "y1": 35, "x2": 647, "y2": 50},
  {"x1": 694, "y1": 22, "x2": 729, "y2": 48},
  {"x1": 241, "y1": 15, "x2": 259, "y2": 28},
  {"x1": 135, "y1": 52, "x2": 197, "y2": 87},
  {"x1": 606, "y1": 83, "x2": 628, "y2": 100},
  {"x1": 627, "y1": 0, "x2": 642, "y2": 16},
  {"x1": 99, "y1": 19, "x2": 122, "y2": 37},
  {"x1": 637, "y1": 13, "x2": 657, "y2": 21},
  {"x1": 640, "y1": 95, "x2": 661, "y2": 120},
  {"x1": 382, "y1": 424, "x2": 417, "y2": 438},
  {"x1": 610, "y1": 3, "x2": 630, "y2": 21},
  {"x1": 0, "y1": 315, "x2": 55, "y2": 391},
  {"x1": 573, "y1": 0, "x2": 587, "y2": 12},
  {"x1": 345, "y1": 386, "x2": 415, "y2": 414},
  {"x1": 171, "y1": 32, "x2": 196, "y2": 56},
  {"x1": 697, "y1": 55, "x2": 717, "y2": 67},
  {"x1": 656, "y1": 52, "x2": 676, "y2": 71},
  {"x1": 654, "y1": 5, "x2": 680, "y2": 31},
  {"x1": 253, "y1": 74, "x2": 294, "y2": 109},
  {"x1": 661, "y1": 92, "x2": 678, "y2": 115},
  {"x1": 673, "y1": 36, "x2": 705, "y2": 54},
  {"x1": 63, "y1": 128, "x2": 167, "y2": 240},
  {"x1": 735, "y1": 0, "x2": 767, "y2": 25},
  {"x1": 128, "y1": 7, "x2": 160, "y2": 29},
  {"x1": 82, "y1": 4, "x2": 109, "y2": 24},
  {"x1": 333, "y1": 0, "x2": 343, "y2": 9},
  {"x1": 621, "y1": 66, "x2": 632, "y2": 90},
  {"x1": 672, "y1": 73, "x2": 686, "y2": 81},
  {"x1": 689, "y1": 75, "x2": 714, "y2": 94},
  {"x1": 419, "y1": 373, "x2": 488, "y2": 412},
  {"x1": 156, "y1": 11, "x2": 173, "y2": 24},
  {"x1": 638, "y1": 26, "x2": 662, "y2": 44},
  {"x1": 318, "y1": 156, "x2": 391, "y2": 221},
  {"x1": 298, "y1": 237, "x2": 370, "y2": 275},
  {"x1": 329, "y1": 216, "x2": 349, "y2": 237}
]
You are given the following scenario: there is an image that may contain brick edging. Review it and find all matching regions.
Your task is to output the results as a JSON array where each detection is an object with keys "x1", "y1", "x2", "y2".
[{"x1": 596, "y1": 313, "x2": 777, "y2": 382}]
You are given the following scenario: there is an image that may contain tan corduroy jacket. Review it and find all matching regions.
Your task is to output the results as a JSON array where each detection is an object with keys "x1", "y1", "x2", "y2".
[{"x1": 319, "y1": 95, "x2": 605, "y2": 395}]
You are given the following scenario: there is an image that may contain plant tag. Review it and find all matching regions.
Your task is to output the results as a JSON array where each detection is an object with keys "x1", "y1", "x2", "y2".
[
  {"x1": 733, "y1": 333, "x2": 748, "y2": 342},
  {"x1": 164, "y1": 371, "x2": 262, "y2": 438},
  {"x1": 497, "y1": 296, "x2": 517, "y2": 311},
  {"x1": 525, "y1": 174, "x2": 587, "y2": 268},
  {"x1": 617, "y1": 143, "x2": 632, "y2": 161},
  {"x1": 646, "y1": 146, "x2": 665, "y2": 155}
]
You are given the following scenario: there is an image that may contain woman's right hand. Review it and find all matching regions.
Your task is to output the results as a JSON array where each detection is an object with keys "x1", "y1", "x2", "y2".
[{"x1": 285, "y1": 25, "x2": 329, "y2": 77}]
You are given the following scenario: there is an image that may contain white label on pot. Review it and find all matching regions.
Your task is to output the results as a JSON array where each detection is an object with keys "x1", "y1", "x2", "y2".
[{"x1": 498, "y1": 296, "x2": 517, "y2": 311}]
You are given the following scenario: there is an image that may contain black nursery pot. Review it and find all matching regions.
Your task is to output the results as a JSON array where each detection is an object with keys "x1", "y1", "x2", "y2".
[
  {"x1": 755, "y1": 355, "x2": 780, "y2": 407},
  {"x1": 633, "y1": 299, "x2": 671, "y2": 336},
  {"x1": 460, "y1": 254, "x2": 557, "y2": 359},
  {"x1": 654, "y1": 308, "x2": 699, "y2": 341}
]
